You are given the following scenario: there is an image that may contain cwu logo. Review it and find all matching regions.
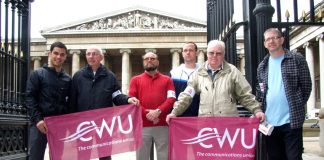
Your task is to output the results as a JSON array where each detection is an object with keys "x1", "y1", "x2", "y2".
[
  {"x1": 181, "y1": 127, "x2": 257, "y2": 149},
  {"x1": 60, "y1": 114, "x2": 133, "y2": 142}
]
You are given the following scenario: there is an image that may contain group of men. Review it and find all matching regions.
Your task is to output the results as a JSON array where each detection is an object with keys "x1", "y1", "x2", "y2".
[{"x1": 26, "y1": 28, "x2": 311, "y2": 160}]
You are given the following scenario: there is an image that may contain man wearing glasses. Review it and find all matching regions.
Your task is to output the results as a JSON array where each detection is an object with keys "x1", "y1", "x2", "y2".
[
  {"x1": 129, "y1": 51, "x2": 176, "y2": 160},
  {"x1": 70, "y1": 46, "x2": 139, "y2": 160},
  {"x1": 167, "y1": 40, "x2": 265, "y2": 123},
  {"x1": 256, "y1": 28, "x2": 312, "y2": 160}
]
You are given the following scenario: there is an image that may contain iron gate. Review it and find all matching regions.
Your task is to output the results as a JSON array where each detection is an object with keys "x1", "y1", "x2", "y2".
[
  {"x1": 0, "y1": 0, "x2": 32, "y2": 159},
  {"x1": 207, "y1": 0, "x2": 324, "y2": 159}
]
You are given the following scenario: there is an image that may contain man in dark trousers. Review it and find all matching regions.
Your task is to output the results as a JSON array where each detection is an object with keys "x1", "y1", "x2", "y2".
[
  {"x1": 26, "y1": 41, "x2": 71, "y2": 160},
  {"x1": 256, "y1": 28, "x2": 312, "y2": 160},
  {"x1": 70, "y1": 45, "x2": 139, "y2": 160}
]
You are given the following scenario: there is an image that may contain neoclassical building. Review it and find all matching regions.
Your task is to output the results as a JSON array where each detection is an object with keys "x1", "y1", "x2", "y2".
[
  {"x1": 289, "y1": 26, "x2": 323, "y2": 119},
  {"x1": 29, "y1": 6, "x2": 322, "y2": 118},
  {"x1": 30, "y1": 6, "x2": 208, "y2": 94}
]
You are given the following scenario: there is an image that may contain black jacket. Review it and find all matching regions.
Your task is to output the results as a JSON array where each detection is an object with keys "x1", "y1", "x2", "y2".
[
  {"x1": 26, "y1": 65, "x2": 71, "y2": 125},
  {"x1": 70, "y1": 64, "x2": 129, "y2": 112}
]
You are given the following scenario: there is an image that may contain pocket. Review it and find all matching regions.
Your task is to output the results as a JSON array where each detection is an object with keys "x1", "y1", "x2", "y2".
[
  {"x1": 219, "y1": 99, "x2": 238, "y2": 116},
  {"x1": 103, "y1": 88, "x2": 113, "y2": 99}
]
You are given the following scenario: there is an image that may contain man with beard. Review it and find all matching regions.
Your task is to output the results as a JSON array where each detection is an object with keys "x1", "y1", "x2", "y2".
[{"x1": 129, "y1": 51, "x2": 176, "y2": 160}]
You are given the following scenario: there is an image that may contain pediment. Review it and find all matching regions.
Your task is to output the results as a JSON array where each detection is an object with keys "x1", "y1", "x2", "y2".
[{"x1": 41, "y1": 6, "x2": 206, "y2": 35}]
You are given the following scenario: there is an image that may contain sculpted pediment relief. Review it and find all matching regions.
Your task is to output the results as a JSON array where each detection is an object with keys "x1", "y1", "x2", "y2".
[{"x1": 55, "y1": 9, "x2": 206, "y2": 32}]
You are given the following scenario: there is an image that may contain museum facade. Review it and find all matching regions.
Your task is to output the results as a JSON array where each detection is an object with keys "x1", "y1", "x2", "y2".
[{"x1": 29, "y1": 6, "x2": 322, "y2": 118}]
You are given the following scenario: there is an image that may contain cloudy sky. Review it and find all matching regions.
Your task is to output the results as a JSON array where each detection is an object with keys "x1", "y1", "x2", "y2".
[{"x1": 30, "y1": 0, "x2": 320, "y2": 38}]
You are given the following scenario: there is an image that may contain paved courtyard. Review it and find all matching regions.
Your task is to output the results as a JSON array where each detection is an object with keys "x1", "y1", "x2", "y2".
[{"x1": 44, "y1": 137, "x2": 324, "y2": 160}]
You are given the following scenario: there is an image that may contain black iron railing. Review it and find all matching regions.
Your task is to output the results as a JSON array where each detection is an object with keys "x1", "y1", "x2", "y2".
[
  {"x1": 0, "y1": 0, "x2": 32, "y2": 159},
  {"x1": 207, "y1": 0, "x2": 324, "y2": 160}
]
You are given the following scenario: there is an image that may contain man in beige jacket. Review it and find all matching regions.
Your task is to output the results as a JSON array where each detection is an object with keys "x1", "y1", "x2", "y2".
[{"x1": 166, "y1": 40, "x2": 265, "y2": 123}]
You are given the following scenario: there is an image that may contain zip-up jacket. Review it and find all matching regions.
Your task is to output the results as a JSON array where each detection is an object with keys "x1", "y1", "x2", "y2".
[
  {"x1": 171, "y1": 61, "x2": 261, "y2": 117},
  {"x1": 70, "y1": 64, "x2": 129, "y2": 112},
  {"x1": 26, "y1": 65, "x2": 71, "y2": 125}
]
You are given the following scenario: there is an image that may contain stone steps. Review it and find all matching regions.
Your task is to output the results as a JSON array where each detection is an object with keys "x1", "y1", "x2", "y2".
[{"x1": 304, "y1": 120, "x2": 320, "y2": 137}]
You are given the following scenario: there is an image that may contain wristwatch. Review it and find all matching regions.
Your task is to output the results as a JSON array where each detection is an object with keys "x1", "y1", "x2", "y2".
[{"x1": 156, "y1": 108, "x2": 162, "y2": 114}]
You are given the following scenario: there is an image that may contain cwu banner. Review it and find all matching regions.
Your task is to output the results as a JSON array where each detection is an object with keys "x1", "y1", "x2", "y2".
[
  {"x1": 169, "y1": 117, "x2": 259, "y2": 160},
  {"x1": 44, "y1": 104, "x2": 142, "y2": 160}
]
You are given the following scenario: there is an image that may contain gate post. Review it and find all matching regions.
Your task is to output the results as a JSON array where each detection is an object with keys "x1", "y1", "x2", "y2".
[
  {"x1": 253, "y1": 0, "x2": 274, "y2": 64},
  {"x1": 252, "y1": 1, "x2": 274, "y2": 160}
]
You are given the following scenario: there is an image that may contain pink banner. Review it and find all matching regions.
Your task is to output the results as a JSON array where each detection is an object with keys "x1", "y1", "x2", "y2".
[
  {"x1": 169, "y1": 117, "x2": 259, "y2": 160},
  {"x1": 45, "y1": 104, "x2": 142, "y2": 160}
]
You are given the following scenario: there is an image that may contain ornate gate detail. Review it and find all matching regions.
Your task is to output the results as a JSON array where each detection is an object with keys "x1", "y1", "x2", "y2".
[
  {"x1": 0, "y1": 0, "x2": 32, "y2": 159},
  {"x1": 207, "y1": 0, "x2": 324, "y2": 159}
]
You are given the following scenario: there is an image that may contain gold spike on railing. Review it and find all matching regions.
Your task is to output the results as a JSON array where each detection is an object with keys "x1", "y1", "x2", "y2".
[
  {"x1": 285, "y1": 9, "x2": 290, "y2": 22},
  {"x1": 302, "y1": 10, "x2": 306, "y2": 22}
]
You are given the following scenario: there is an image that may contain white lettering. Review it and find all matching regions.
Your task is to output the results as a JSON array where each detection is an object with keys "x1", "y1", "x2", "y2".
[
  {"x1": 215, "y1": 128, "x2": 240, "y2": 149},
  {"x1": 198, "y1": 128, "x2": 213, "y2": 148},
  {"x1": 241, "y1": 128, "x2": 257, "y2": 149},
  {"x1": 93, "y1": 117, "x2": 116, "y2": 138},
  {"x1": 68, "y1": 114, "x2": 134, "y2": 142},
  {"x1": 118, "y1": 114, "x2": 133, "y2": 134},
  {"x1": 77, "y1": 121, "x2": 93, "y2": 142}
]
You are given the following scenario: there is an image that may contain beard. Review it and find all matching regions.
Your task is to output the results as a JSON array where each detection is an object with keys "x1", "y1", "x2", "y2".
[{"x1": 144, "y1": 65, "x2": 158, "y2": 72}]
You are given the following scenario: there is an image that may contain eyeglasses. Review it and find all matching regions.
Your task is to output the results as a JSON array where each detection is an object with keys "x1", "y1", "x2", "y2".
[
  {"x1": 264, "y1": 36, "x2": 282, "y2": 42},
  {"x1": 207, "y1": 52, "x2": 223, "y2": 56},
  {"x1": 143, "y1": 57, "x2": 157, "y2": 61},
  {"x1": 86, "y1": 52, "x2": 101, "y2": 56}
]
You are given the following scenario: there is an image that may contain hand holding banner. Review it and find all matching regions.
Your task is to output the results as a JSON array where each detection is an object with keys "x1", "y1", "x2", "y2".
[
  {"x1": 45, "y1": 104, "x2": 142, "y2": 160},
  {"x1": 169, "y1": 117, "x2": 259, "y2": 160}
]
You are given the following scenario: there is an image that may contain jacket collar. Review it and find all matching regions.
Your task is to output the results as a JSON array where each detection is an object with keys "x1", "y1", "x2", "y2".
[
  {"x1": 262, "y1": 49, "x2": 293, "y2": 67},
  {"x1": 43, "y1": 64, "x2": 65, "y2": 77},
  {"x1": 198, "y1": 61, "x2": 231, "y2": 77},
  {"x1": 83, "y1": 64, "x2": 108, "y2": 79}
]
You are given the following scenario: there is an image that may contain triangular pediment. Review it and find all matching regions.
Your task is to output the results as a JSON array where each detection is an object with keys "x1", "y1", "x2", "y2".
[{"x1": 41, "y1": 6, "x2": 206, "y2": 35}]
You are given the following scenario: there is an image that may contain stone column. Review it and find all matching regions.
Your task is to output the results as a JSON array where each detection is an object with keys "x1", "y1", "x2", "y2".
[
  {"x1": 70, "y1": 50, "x2": 81, "y2": 76},
  {"x1": 170, "y1": 49, "x2": 181, "y2": 69},
  {"x1": 32, "y1": 57, "x2": 42, "y2": 70},
  {"x1": 198, "y1": 49, "x2": 206, "y2": 66},
  {"x1": 317, "y1": 35, "x2": 324, "y2": 112},
  {"x1": 317, "y1": 35, "x2": 324, "y2": 155},
  {"x1": 47, "y1": 51, "x2": 51, "y2": 65},
  {"x1": 101, "y1": 49, "x2": 106, "y2": 66},
  {"x1": 304, "y1": 42, "x2": 316, "y2": 118},
  {"x1": 120, "y1": 49, "x2": 131, "y2": 94},
  {"x1": 239, "y1": 54, "x2": 245, "y2": 75}
]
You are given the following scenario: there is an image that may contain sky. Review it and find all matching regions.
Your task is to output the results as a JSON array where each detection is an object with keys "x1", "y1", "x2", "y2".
[
  {"x1": 30, "y1": 0, "x2": 207, "y2": 38},
  {"x1": 29, "y1": 0, "x2": 321, "y2": 38}
]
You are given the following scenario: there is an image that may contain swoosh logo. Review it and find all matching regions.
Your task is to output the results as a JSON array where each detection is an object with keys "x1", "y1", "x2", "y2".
[
  {"x1": 60, "y1": 125, "x2": 99, "y2": 142},
  {"x1": 181, "y1": 132, "x2": 221, "y2": 144}
]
